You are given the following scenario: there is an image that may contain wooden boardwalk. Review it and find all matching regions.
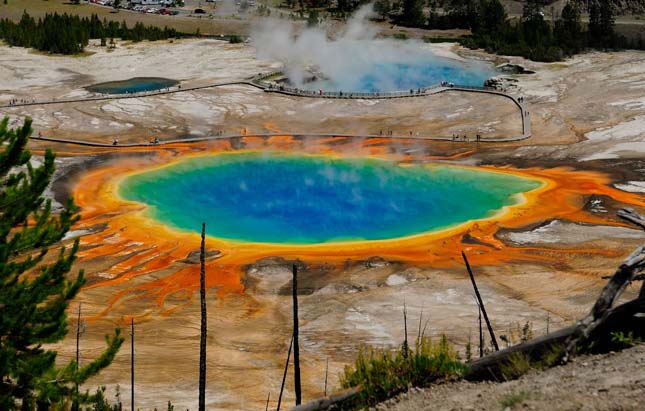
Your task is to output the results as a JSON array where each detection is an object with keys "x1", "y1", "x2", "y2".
[{"x1": 3, "y1": 71, "x2": 530, "y2": 145}]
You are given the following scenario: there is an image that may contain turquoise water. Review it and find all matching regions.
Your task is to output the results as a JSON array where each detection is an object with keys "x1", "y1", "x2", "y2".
[
  {"x1": 118, "y1": 153, "x2": 541, "y2": 244},
  {"x1": 304, "y1": 60, "x2": 495, "y2": 92},
  {"x1": 86, "y1": 77, "x2": 178, "y2": 94}
]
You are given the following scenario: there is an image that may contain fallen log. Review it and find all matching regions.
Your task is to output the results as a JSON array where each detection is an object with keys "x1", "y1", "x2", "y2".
[
  {"x1": 465, "y1": 297, "x2": 645, "y2": 381},
  {"x1": 289, "y1": 387, "x2": 362, "y2": 411},
  {"x1": 465, "y1": 324, "x2": 575, "y2": 381}
]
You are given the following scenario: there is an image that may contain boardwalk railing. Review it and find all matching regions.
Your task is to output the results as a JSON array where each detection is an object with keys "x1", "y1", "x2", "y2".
[
  {"x1": 251, "y1": 71, "x2": 496, "y2": 99},
  {"x1": 5, "y1": 70, "x2": 530, "y2": 142},
  {"x1": 251, "y1": 70, "x2": 530, "y2": 141},
  {"x1": 0, "y1": 80, "x2": 253, "y2": 109},
  {"x1": 254, "y1": 78, "x2": 447, "y2": 99}
]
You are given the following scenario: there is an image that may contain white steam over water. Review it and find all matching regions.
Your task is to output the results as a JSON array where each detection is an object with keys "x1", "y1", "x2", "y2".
[{"x1": 251, "y1": 4, "x2": 494, "y2": 91}]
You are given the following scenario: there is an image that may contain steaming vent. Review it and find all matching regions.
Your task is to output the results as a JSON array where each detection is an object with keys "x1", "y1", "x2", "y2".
[{"x1": 252, "y1": 4, "x2": 494, "y2": 93}]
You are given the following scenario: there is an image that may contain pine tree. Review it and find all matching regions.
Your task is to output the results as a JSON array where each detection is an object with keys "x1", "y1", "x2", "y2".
[
  {"x1": 401, "y1": 0, "x2": 425, "y2": 27},
  {"x1": 476, "y1": 0, "x2": 506, "y2": 37},
  {"x1": 374, "y1": 0, "x2": 391, "y2": 21},
  {"x1": 0, "y1": 117, "x2": 124, "y2": 410},
  {"x1": 521, "y1": 0, "x2": 542, "y2": 21},
  {"x1": 446, "y1": 0, "x2": 479, "y2": 29},
  {"x1": 588, "y1": 0, "x2": 602, "y2": 46},
  {"x1": 521, "y1": 0, "x2": 552, "y2": 50},
  {"x1": 306, "y1": 9, "x2": 319, "y2": 27},
  {"x1": 555, "y1": 1, "x2": 582, "y2": 54},
  {"x1": 0, "y1": 11, "x2": 178, "y2": 55},
  {"x1": 599, "y1": 0, "x2": 615, "y2": 47}
]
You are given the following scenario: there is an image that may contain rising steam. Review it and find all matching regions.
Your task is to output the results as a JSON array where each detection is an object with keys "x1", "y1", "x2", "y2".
[{"x1": 251, "y1": 4, "x2": 493, "y2": 91}]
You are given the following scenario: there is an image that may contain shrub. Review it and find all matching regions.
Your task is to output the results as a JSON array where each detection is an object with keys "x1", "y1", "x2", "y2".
[
  {"x1": 229, "y1": 35, "x2": 243, "y2": 43},
  {"x1": 500, "y1": 352, "x2": 532, "y2": 380},
  {"x1": 499, "y1": 390, "x2": 530, "y2": 409},
  {"x1": 340, "y1": 335, "x2": 466, "y2": 408},
  {"x1": 499, "y1": 344, "x2": 565, "y2": 381},
  {"x1": 539, "y1": 344, "x2": 565, "y2": 368},
  {"x1": 610, "y1": 331, "x2": 642, "y2": 349}
]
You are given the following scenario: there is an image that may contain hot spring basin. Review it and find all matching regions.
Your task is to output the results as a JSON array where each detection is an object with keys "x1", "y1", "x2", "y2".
[
  {"x1": 118, "y1": 153, "x2": 542, "y2": 244},
  {"x1": 304, "y1": 60, "x2": 494, "y2": 92},
  {"x1": 86, "y1": 77, "x2": 178, "y2": 94}
]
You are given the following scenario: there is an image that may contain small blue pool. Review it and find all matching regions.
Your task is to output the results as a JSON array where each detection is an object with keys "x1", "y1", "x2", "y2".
[{"x1": 86, "y1": 77, "x2": 179, "y2": 94}]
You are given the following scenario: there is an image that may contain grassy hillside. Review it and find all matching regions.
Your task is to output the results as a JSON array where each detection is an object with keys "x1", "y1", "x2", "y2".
[{"x1": 0, "y1": 0, "x2": 251, "y2": 35}]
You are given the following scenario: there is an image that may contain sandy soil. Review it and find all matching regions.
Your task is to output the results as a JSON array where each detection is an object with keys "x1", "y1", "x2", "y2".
[
  {"x1": 378, "y1": 343, "x2": 645, "y2": 411},
  {"x1": 1, "y1": 38, "x2": 644, "y2": 410}
]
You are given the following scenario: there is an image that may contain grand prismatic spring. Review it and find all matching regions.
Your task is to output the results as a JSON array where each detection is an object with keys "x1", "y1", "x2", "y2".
[
  {"x1": 2, "y1": 7, "x2": 645, "y2": 410},
  {"x1": 118, "y1": 152, "x2": 542, "y2": 243}
]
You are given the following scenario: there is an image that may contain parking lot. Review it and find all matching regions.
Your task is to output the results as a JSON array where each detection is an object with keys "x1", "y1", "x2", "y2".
[{"x1": 85, "y1": 0, "x2": 254, "y2": 17}]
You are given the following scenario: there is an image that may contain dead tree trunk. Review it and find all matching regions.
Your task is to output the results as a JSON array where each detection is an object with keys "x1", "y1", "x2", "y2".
[
  {"x1": 199, "y1": 223, "x2": 207, "y2": 411},
  {"x1": 402, "y1": 302, "x2": 409, "y2": 358},
  {"x1": 277, "y1": 335, "x2": 294, "y2": 411},
  {"x1": 462, "y1": 251, "x2": 499, "y2": 351},
  {"x1": 131, "y1": 317, "x2": 135, "y2": 411},
  {"x1": 478, "y1": 303, "x2": 484, "y2": 358},
  {"x1": 293, "y1": 264, "x2": 302, "y2": 405},
  {"x1": 623, "y1": 207, "x2": 645, "y2": 298},
  {"x1": 324, "y1": 358, "x2": 329, "y2": 397},
  {"x1": 565, "y1": 208, "x2": 645, "y2": 358}
]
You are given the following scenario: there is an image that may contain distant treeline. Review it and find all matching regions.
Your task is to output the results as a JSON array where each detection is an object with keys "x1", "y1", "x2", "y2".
[
  {"x1": 0, "y1": 12, "x2": 186, "y2": 54},
  {"x1": 395, "y1": 0, "x2": 644, "y2": 62}
]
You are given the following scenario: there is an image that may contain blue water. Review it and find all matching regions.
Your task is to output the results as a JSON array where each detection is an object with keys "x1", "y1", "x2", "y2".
[
  {"x1": 86, "y1": 77, "x2": 178, "y2": 94},
  {"x1": 118, "y1": 153, "x2": 541, "y2": 244},
  {"x1": 305, "y1": 60, "x2": 495, "y2": 92}
]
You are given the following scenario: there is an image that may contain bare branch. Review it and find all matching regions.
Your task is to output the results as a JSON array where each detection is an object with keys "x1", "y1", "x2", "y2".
[{"x1": 618, "y1": 207, "x2": 645, "y2": 231}]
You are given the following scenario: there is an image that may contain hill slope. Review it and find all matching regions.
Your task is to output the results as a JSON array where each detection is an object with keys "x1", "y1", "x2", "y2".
[{"x1": 378, "y1": 344, "x2": 645, "y2": 411}]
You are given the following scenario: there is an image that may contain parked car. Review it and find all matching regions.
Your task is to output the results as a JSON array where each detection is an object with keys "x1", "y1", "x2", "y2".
[
  {"x1": 193, "y1": 8, "x2": 206, "y2": 14},
  {"x1": 146, "y1": 7, "x2": 158, "y2": 13},
  {"x1": 159, "y1": 8, "x2": 172, "y2": 14}
]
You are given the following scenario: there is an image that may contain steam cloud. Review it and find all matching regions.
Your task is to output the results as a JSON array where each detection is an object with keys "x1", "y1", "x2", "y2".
[{"x1": 251, "y1": 4, "x2": 493, "y2": 92}]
